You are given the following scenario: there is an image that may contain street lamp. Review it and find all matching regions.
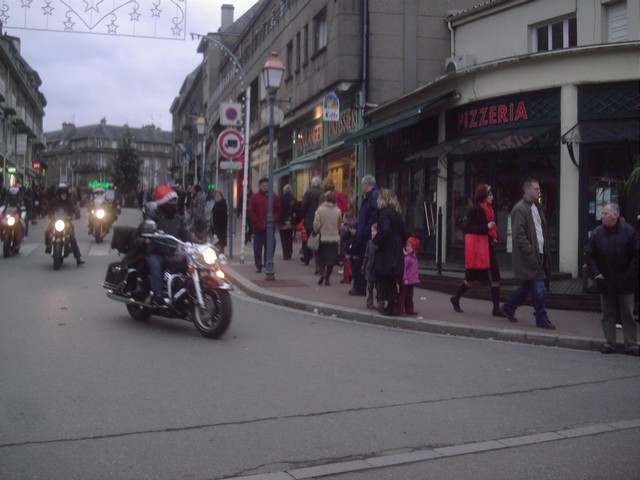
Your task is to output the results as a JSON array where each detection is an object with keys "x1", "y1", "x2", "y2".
[
  {"x1": 261, "y1": 52, "x2": 285, "y2": 281},
  {"x1": 195, "y1": 116, "x2": 206, "y2": 187}
]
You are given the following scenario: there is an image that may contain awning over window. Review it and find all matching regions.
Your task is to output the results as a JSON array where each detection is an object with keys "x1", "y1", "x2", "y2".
[
  {"x1": 561, "y1": 119, "x2": 639, "y2": 144},
  {"x1": 344, "y1": 91, "x2": 458, "y2": 146},
  {"x1": 407, "y1": 124, "x2": 559, "y2": 160}
]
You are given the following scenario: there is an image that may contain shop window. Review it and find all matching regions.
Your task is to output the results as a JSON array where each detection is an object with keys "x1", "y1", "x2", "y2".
[
  {"x1": 295, "y1": 32, "x2": 301, "y2": 73},
  {"x1": 303, "y1": 25, "x2": 309, "y2": 65},
  {"x1": 533, "y1": 17, "x2": 577, "y2": 52},
  {"x1": 286, "y1": 40, "x2": 293, "y2": 79}
]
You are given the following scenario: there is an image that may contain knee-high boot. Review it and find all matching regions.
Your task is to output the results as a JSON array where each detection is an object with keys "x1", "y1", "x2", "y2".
[
  {"x1": 491, "y1": 286, "x2": 505, "y2": 317},
  {"x1": 450, "y1": 283, "x2": 468, "y2": 312},
  {"x1": 324, "y1": 265, "x2": 333, "y2": 285}
]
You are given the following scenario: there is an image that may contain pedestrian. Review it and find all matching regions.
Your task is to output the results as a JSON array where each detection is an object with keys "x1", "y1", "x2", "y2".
[
  {"x1": 211, "y1": 190, "x2": 228, "y2": 253},
  {"x1": 586, "y1": 203, "x2": 639, "y2": 356},
  {"x1": 300, "y1": 176, "x2": 323, "y2": 265},
  {"x1": 191, "y1": 184, "x2": 207, "y2": 241},
  {"x1": 313, "y1": 191, "x2": 342, "y2": 286},
  {"x1": 247, "y1": 178, "x2": 280, "y2": 273},
  {"x1": 450, "y1": 184, "x2": 506, "y2": 317},
  {"x1": 373, "y1": 188, "x2": 408, "y2": 316},
  {"x1": 279, "y1": 184, "x2": 298, "y2": 260},
  {"x1": 362, "y1": 223, "x2": 384, "y2": 310},
  {"x1": 399, "y1": 236, "x2": 420, "y2": 316},
  {"x1": 344, "y1": 220, "x2": 359, "y2": 284},
  {"x1": 350, "y1": 174, "x2": 379, "y2": 296},
  {"x1": 322, "y1": 177, "x2": 347, "y2": 215},
  {"x1": 339, "y1": 212, "x2": 355, "y2": 284},
  {"x1": 500, "y1": 178, "x2": 555, "y2": 330}
]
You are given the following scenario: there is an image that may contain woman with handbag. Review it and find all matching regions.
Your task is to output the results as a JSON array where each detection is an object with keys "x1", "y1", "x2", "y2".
[
  {"x1": 313, "y1": 191, "x2": 342, "y2": 286},
  {"x1": 450, "y1": 184, "x2": 505, "y2": 317}
]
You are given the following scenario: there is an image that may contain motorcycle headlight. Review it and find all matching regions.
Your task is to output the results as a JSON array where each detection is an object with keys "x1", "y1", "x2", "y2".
[
  {"x1": 7, "y1": 216, "x2": 16, "y2": 226},
  {"x1": 202, "y1": 247, "x2": 218, "y2": 265},
  {"x1": 54, "y1": 219, "x2": 66, "y2": 232},
  {"x1": 96, "y1": 209, "x2": 106, "y2": 219}
]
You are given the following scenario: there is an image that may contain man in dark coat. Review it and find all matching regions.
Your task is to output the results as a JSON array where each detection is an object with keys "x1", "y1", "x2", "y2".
[
  {"x1": 500, "y1": 178, "x2": 555, "y2": 330},
  {"x1": 300, "y1": 176, "x2": 322, "y2": 265},
  {"x1": 586, "y1": 203, "x2": 639, "y2": 355},
  {"x1": 279, "y1": 184, "x2": 298, "y2": 260},
  {"x1": 350, "y1": 174, "x2": 379, "y2": 296}
]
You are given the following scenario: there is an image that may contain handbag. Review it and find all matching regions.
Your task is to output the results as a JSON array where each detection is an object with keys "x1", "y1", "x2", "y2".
[
  {"x1": 464, "y1": 233, "x2": 490, "y2": 269},
  {"x1": 307, "y1": 230, "x2": 321, "y2": 251}
]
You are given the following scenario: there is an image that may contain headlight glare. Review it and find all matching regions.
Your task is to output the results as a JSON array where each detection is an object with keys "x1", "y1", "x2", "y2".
[
  {"x1": 202, "y1": 247, "x2": 218, "y2": 265},
  {"x1": 54, "y1": 219, "x2": 66, "y2": 232},
  {"x1": 96, "y1": 209, "x2": 106, "y2": 219}
]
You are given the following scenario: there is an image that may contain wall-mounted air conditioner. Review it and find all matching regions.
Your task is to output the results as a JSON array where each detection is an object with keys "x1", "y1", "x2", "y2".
[{"x1": 445, "y1": 54, "x2": 475, "y2": 73}]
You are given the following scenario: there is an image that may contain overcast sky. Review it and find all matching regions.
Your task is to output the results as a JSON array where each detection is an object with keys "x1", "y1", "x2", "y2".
[{"x1": 5, "y1": 0, "x2": 255, "y2": 133}]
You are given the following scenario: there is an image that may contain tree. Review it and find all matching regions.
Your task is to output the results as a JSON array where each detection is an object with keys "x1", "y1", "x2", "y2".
[{"x1": 111, "y1": 126, "x2": 140, "y2": 202}]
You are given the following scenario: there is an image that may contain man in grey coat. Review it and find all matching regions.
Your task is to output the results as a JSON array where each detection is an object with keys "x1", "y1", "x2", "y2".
[{"x1": 500, "y1": 178, "x2": 555, "y2": 330}]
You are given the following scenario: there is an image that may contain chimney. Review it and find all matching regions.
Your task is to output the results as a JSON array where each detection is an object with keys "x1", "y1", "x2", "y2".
[{"x1": 221, "y1": 4, "x2": 234, "y2": 31}]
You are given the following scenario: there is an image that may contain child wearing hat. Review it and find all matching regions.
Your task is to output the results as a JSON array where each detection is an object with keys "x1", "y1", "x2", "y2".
[{"x1": 399, "y1": 236, "x2": 421, "y2": 315}]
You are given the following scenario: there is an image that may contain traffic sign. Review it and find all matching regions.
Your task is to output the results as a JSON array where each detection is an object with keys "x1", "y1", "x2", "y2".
[
  {"x1": 220, "y1": 102, "x2": 243, "y2": 127},
  {"x1": 219, "y1": 160, "x2": 243, "y2": 170},
  {"x1": 218, "y1": 129, "x2": 244, "y2": 159}
]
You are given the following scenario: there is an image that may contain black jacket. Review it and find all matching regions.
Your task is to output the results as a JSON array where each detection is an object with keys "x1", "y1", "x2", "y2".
[
  {"x1": 586, "y1": 218, "x2": 639, "y2": 295},
  {"x1": 372, "y1": 206, "x2": 407, "y2": 279},
  {"x1": 146, "y1": 209, "x2": 197, "y2": 256}
]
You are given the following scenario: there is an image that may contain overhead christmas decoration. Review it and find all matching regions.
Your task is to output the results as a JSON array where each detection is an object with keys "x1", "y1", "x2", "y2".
[{"x1": 0, "y1": 0, "x2": 187, "y2": 39}]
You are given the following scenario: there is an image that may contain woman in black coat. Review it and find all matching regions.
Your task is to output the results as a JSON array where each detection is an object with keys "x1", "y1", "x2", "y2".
[
  {"x1": 373, "y1": 188, "x2": 408, "y2": 316},
  {"x1": 450, "y1": 184, "x2": 504, "y2": 317},
  {"x1": 211, "y1": 191, "x2": 228, "y2": 253},
  {"x1": 279, "y1": 184, "x2": 299, "y2": 260}
]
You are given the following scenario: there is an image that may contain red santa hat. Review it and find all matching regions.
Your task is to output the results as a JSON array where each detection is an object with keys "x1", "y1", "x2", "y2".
[{"x1": 154, "y1": 184, "x2": 178, "y2": 206}]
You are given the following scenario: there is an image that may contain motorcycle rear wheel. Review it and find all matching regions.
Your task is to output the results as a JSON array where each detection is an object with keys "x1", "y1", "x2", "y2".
[
  {"x1": 53, "y1": 243, "x2": 63, "y2": 270},
  {"x1": 193, "y1": 289, "x2": 232, "y2": 339},
  {"x1": 127, "y1": 303, "x2": 150, "y2": 321}
]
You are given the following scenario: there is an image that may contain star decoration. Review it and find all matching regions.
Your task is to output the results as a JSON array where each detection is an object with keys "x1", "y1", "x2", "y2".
[
  {"x1": 129, "y1": 8, "x2": 141, "y2": 22},
  {"x1": 42, "y1": 0, "x2": 54, "y2": 16},
  {"x1": 64, "y1": 16, "x2": 75, "y2": 31},
  {"x1": 171, "y1": 25, "x2": 182, "y2": 37},
  {"x1": 0, "y1": 9, "x2": 9, "y2": 25},
  {"x1": 151, "y1": 1, "x2": 161, "y2": 18},
  {"x1": 84, "y1": 0, "x2": 104, "y2": 13},
  {"x1": 20, "y1": 0, "x2": 33, "y2": 8},
  {"x1": 107, "y1": 20, "x2": 118, "y2": 34}
]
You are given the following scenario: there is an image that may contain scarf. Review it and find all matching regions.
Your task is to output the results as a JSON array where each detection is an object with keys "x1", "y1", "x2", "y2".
[{"x1": 480, "y1": 202, "x2": 498, "y2": 240}]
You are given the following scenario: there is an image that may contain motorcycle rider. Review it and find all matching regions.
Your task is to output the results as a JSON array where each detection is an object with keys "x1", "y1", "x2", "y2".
[
  {"x1": 88, "y1": 187, "x2": 117, "y2": 235},
  {"x1": 44, "y1": 183, "x2": 85, "y2": 265},
  {"x1": 1, "y1": 184, "x2": 28, "y2": 239},
  {"x1": 143, "y1": 184, "x2": 200, "y2": 305}
]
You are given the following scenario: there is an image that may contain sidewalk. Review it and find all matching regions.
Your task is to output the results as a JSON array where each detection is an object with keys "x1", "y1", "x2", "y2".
[{"x1": 221, "y1": 234, "x2": 609, "y2": 353}]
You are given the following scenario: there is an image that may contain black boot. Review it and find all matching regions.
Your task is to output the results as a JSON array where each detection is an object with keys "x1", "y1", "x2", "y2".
[
  {"x1": 491, "y1": 286, "x2": 505, "y2": 317},
  {"x1": 324, "y1": 265, "x2": 333, "y2": 286},
  {"x1": 450, "y1": 283, "x2": 468, "y2": 313}
]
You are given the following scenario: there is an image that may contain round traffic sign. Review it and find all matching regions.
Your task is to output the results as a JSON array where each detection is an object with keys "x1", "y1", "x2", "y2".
[{"x1": 217, "y1": 129, "x2": 244, "y2": 159}]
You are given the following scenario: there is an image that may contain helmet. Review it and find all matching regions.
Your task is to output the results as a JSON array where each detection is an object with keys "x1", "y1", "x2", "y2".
[
  {"x1": 140, "y1": 219, "x2": 158, "y2": 235},
  {"x1": 57, "y1": 183, "x2": 69, "y2": 195},
  {"x1": 154, "y1": 184, "x2": 178, "y2": 206}
]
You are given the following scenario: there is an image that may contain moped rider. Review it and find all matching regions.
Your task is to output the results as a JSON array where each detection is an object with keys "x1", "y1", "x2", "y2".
[
  {"x1": 44, "y1": 183, "x2": 85, "y2": 265},
  {"x1": 142, "y1": 184, "x2": 200, "y2": 305}
]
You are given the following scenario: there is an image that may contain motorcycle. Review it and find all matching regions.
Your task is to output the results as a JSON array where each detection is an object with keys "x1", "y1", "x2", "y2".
[
  {"x1": 103, "y1": 223, "x2": 233, "y2": 339},
  {"x1": 49, "y1": 211, "x2": 74, "y2": 270},
  {"x1": 89, "y1": 202, "x2": 110, "y2": 244},
  {"x1": 0, "y1": 204, "x2": 27, "y2": 257}
]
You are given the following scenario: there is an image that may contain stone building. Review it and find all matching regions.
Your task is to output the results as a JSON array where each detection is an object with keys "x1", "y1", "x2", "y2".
[
  {"x1": 0, "y1": 30, "x2": 46, "y2": 189},
  {"x1": 43, "y1": 119, "x2": 173, "y2": 199}
]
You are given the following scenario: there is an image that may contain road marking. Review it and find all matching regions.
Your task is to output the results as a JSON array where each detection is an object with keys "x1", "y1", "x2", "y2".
[
  {"x1": 221, "y1": 418, "x2": 640, "y2": 479},
  {"x1": 89, "y1": 242, "x2": 112, "y2": 256},
  {"x1": 17, "y1": 242, "x2": 119, "y2": 257}
]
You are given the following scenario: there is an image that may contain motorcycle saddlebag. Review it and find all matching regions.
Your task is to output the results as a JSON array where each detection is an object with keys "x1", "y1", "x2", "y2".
[
  {"x1": 111, "y1": 226, "x2": 137, "y2": 254},
  {"x1": 104, "y1": 262, "x2": 128, "y2": 290}
]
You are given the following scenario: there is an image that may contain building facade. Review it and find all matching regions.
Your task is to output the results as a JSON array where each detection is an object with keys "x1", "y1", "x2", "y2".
[
  {"x1": 174, "y1": 0, "x2": 639, "y2": 277},
  {"x1": 43, "y1": 119, "x2": 173, "y2": 199},
  {"x1": 0, "y1": 31, "x2": 47, "y2": 190}
]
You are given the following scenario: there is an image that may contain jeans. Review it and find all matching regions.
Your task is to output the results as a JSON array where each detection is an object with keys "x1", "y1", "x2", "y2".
[
  {"x1": 253, "y1": 231, "x2": 276, "y2": 270},
  {"x1": 146, "y1": 254, "x2": 164, "y2": 295},
  {"x1": 504, "y1": 279, "x2": 548, "y2": 322}
]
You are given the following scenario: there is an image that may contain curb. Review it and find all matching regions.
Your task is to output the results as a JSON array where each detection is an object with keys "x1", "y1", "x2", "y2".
[{"x1": 224, "y1": 267, "x2": 600, "y2": 352}]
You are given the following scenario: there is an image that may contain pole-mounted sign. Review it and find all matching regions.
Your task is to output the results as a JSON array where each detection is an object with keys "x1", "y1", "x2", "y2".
[{"x1": 217, "y1": 129, "x2": 244, "y2": 159}]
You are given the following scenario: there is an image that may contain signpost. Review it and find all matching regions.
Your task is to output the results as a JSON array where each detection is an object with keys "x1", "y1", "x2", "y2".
[
  {"x1": 219, "y1": 160, "x2": 243, "y2": 170},
  {"x1": 217, "y1": 129, "x2": 244, "y2": 159}
]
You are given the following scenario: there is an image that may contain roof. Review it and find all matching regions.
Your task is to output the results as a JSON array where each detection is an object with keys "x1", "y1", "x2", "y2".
[{"x1": 445, "y1": 0, "x2": 513, "y2": 21}]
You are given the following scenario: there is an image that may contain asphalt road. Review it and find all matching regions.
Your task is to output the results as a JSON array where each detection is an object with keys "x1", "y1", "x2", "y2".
[{"x1": 0, "y1": 208, "x2": 638, "y2": 479}]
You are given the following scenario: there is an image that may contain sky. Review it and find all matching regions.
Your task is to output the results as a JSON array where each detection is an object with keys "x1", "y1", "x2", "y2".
[{"x1": 4, "y1": 0, "x2": 256, "y2": 133}]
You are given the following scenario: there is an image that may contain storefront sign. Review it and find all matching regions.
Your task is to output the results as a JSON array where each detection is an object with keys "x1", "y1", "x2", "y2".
[
  {"x1": 326, "y1": 108, "x2": 357, "y2": 143},
  {"x1": 295, "y1": 120, "x2": 323, "y2": 157},
  {"x1": 323, "y1": 91, "x2": 340, "y2": 122},
  {"x1": 447, "y1": 89, "x2": 560, "y2": 139},
  {"x1": 32, "y1": 161, "x2": 41, "y2": 171},
  {"x1": 16, "y1": 134, "x2": 27, "y2": 155}
]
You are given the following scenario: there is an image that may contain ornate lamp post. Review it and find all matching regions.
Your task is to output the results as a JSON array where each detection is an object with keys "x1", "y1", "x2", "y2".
[
  {"x1": 261, "y1": 52, "x2": 285, "y2": 281},
  {"x1": 195, "y1": 116, "x2": 206, "y2": 187}
]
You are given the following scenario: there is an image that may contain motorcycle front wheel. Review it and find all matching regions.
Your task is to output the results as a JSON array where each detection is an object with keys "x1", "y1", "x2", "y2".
[
  {"x1": 193, "y1": 288, "x2": 232, "y2": 339},
  {"x1": 95, "y1": 224, "x2": 103, "y2": 244},
  {"x1": 53, "y1": 243, "x2": 63, "y2": 270},
  {"x1": 3, "y1": 236, "x2": 10, "y2": 258}
]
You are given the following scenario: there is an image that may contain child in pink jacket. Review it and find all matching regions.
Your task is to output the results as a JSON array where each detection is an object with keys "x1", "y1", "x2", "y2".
[{"x1": 399, "y1": 237, "x2": 420, "y2": 315}]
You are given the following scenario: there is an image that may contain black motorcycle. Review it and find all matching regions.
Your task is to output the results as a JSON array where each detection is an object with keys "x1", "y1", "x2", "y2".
[
  {"x1": 50, "y1": 211, "x2": 74, "y2": 270},
  {"x1": 103, "y1": 223, "x2": 233, "y2": 339},
  {"x1": 0, "y1": 204, "x2": 27, "y2": 257}
]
